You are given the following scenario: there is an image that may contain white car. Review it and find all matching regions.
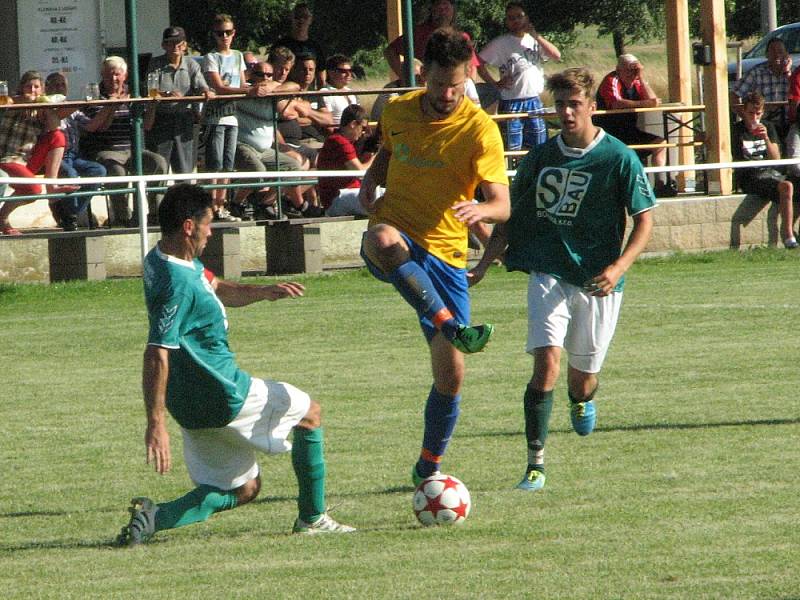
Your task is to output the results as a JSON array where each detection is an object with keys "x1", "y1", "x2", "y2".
[{"x1": 728, "y1": 22, "x2": 800, "y2": 86}]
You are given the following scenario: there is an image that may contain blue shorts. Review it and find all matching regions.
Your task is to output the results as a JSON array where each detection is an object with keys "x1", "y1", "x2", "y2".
[{"x1": 361, "y1": 231, "x2": 470, "y2": 342}]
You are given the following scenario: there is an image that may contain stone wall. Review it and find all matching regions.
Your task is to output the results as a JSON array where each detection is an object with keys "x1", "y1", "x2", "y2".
[{"x1": 0, "y1": 194, "x2": 782, "y2": 283}]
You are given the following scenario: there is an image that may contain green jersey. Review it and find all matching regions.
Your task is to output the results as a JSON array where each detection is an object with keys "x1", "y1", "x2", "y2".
[
  {"x1": 505, "y1": 130, "x2": 656, "y2": 290},
  {"x1": 144, "y1": 246, "x2": 251, "y2": 429}
]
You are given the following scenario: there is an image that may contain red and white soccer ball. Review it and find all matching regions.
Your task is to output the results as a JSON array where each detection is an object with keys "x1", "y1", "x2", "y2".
[{"x1": 413, "y1": 473, "x2": 471, "y2": 526}]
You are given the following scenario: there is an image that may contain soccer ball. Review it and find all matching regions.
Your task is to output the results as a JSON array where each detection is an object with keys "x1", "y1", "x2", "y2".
[{"x1": 413, "y1": 473, "x2": 471, "y2": 526}]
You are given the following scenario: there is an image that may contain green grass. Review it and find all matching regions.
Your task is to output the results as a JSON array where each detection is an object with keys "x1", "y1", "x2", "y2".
[{"x1": 2, "y1": 250, "x2": 799, "y2": 598}]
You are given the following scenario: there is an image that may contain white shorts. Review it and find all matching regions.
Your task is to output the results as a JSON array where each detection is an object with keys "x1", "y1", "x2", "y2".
[
  {"x1": 181, "y1": 377, "x2": 311, "y2": 490},
  {"x1": 526, "y1": 272, "x2": 623, "y2": 374}
]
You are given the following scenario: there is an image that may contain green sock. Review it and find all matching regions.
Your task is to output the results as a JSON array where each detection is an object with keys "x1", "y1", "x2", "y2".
[
  {"x1": 292, "y1": 426, "x2": 326, "y2": 523},
  {"x1": 524, "y1": 385, "x2": 553, "y2": 470},
  {"x1": 154, "y1": 484, "x2": 238, "y2": 531}
]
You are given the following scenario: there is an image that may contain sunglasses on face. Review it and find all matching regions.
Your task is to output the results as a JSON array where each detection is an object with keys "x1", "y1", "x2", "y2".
[
  {"x1": 252, "y1": 71, "x2": 273, "y2": 79},
  {"x1": 334, "y1": 68, "x2": 353, "y2": 75},
  {"x1": 214, "y1": 29, "x2": 235, "y2": 37}
]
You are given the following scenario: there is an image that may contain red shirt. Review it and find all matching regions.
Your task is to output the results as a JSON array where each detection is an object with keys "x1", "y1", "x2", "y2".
[
  {"x1": 389, "y1": 23, "x2": 480, "y2": 68},
  {"x1": 317, "y1": 133, "x2": 360, "y2": 209},
  {"x1": 788, "y1": 67, "x2": 800, "y2": 121}
]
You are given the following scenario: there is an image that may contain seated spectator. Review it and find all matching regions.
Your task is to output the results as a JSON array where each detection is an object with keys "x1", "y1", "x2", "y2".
[
  {"x1": 82, "y1": 56, "x2": 168, "y2": 226},
  {"x1": 595, "y1": 53, "x2": 673, "y2": 196},
  {"x1": 321, "y1": 55, "x2": 358, "y2": 127},
  {"x1": 730, "y1": 38, "x2": 791, "y2": 137},
  {"x1": 44, "y1": 72, "x2": 107, "y2": 231},
  {"x1": 0, "y1": 70, "x2": 78, "y2": 235},
  {"x1": 145, "y1": 26, "x2": 211, "y2": 175},
  {"x1": 317, "y1": 104, "x2": 375, "y2": 217},
  {"x1": 733, "y1": 91, "x2": 797, "y2": 248},
  {"x1": 275, "y1": 3, "x2": 327, "y2": 87},
  {"x1": 370, "y1": 59, "x2": 423, "y2": 123},
  {"x1": 234, "y1": 62, "x2": 319, "y2": 219},
  {"x1": 243, "y1": 50, "x2": 259, "y2": 81},
  {"x1": 285, "y1": 54, "x2": 334, "y2": 144}
]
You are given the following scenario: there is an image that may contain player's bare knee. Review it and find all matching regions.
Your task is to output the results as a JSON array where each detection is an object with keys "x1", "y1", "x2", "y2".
[
  {"x1": 234, "y1": 476, "x2": 261, "y2": 506},
  {"x1": 298, "y1": 399, "x2": 322, "y2": 429},
  {"x1": 531, "y1": 348, "x2": 560, "y2": 388}
]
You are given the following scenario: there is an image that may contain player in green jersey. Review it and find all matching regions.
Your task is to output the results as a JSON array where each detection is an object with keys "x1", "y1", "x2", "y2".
[
  {"x1": 470, "y1": 67, "x2": 655, "y2": 491},
  {"x1": 115, "y1": 183, "x2": 354, "y2": 545}
]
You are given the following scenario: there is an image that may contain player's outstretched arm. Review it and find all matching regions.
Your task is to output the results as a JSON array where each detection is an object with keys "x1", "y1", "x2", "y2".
[
  {"x1": 213, "y1": 278, "x2": 305, "y2": 307},
  {"x1": 468, "y1": 222, "x2": 509, "y2": 287},
  {"x1": 587, "y1": 209, "x2": 654, "y2": 296},
  {"x1": 142, "y1": 345, "x2": 171, "y2": 475}
]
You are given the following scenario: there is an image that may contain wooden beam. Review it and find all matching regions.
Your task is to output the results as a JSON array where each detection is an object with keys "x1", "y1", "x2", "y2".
[
  {"x1": 701, "y1": 0, "x2": 733, "y2": 194},
  {"x1": 386, "y1": 0, "x2": 403, "y2": 79},
  {"x1": 666, "y1": 0, "x2": 696, "y2": 192}
]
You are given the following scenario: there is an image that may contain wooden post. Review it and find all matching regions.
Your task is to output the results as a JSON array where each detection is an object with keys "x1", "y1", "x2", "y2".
[
  {"x1": 700, "y1": 0, "x2": 733, "y2": 194},
  {"x1": 666, "y1": 0, "x2": 696, "y2": 192},
  {"x1": 387, "y1": 0, "x2": 403, "y2": 79}
]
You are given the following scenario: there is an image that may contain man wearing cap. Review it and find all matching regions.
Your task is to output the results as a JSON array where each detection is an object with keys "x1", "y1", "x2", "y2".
[
  {"x1": 595, "y1": 54, "x2": 672, "y2": 197},
  {"x1": 145, "y1": 26, "x2": 212, "y2": 175}
]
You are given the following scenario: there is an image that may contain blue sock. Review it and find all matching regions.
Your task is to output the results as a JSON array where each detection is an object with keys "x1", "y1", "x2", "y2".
[
  {"x1": 388, "y1": 261, "x2": 459, "y2": 338},
  {"x1": 416, "y1": 386, "x2": 461, "y2": 478}
]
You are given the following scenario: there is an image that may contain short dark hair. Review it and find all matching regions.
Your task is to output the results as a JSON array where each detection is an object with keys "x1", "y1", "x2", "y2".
[
  {"x1": 766, "y1": 38, "x2": 786, "y2": 53},
  {"x1": 18, "y1": 70, "x2": 43, "y2": 92},
  {"x1": 158, "y1": 183, "x2": 213, "y2": 236},
  {"x1": 423, "y1": 27, "x2": 472, "y2": 70},
  {"x1": 326, "y1": 53, "x2": 352, "y2": 72},
  {"x1": 340, "y1": 104, "x2": 367, "y2": 128},
  {"x1": 743, "y1": 90, "x2": 765, "y2": 110},
  {"x1": 546, "y1": 67, "x2": 595, "y2": 99}
]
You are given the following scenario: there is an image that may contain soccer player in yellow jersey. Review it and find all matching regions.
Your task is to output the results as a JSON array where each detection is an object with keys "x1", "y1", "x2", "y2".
[{"x1": 359, "y1": 28, "x2": 510, "y2": 485}]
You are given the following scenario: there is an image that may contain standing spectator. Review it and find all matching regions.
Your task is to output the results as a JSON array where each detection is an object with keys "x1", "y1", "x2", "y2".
[
  {"x1": 384, "y1": 0, "x2": 480, "y2": 85},
  {"x1": 82, "y1": 56, "x2": 168, "y2": 226},
  {"x1": 477, "y1": 2, "x2": 561, "y2": 150},
  {"x1": 317, "y1": 104, "x2": 374, "y2": 216},
  {"x1": 731, "y1": 38, "x2": 792, "y2": 136},
  {"x1": 0, "y1": 70, "x2": 78, "y2": 235},
  {"x1": 145, "y1": 26, "x2": 211, "y2": 176},
  {"x1": 114, "y1": 183, "x2": 354, "y2": 546},
  {"x1": 203, "y1": 14, "x2": 248, "y2": 222},
  {"x1": 595, "y1": 53, "x2": 673, "y2": 196},
  {"x1": 320, "y1": 55, "x2": 358, "y2": 127},
  {"x1": 275, "y1": 3, "x2": 327, "y2": 86},
  {"x1": 733, "y1": 91, "x2": 797, "y2": 248},
  {"x1": 44, "y1": 72, "x2": 107, "y2": 231},
  {"x1": 469, "y1": 67, "x2": 655, "y2": 492}
]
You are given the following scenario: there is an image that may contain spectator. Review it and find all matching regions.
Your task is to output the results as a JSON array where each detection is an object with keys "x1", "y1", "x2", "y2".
[
  {"x1": 234, "y1": 61, "x2": 318, "y2": 219},
  {"x1": 145, "y1": 26, "x2": 212, "y2": 176},
  {"x1": 203, "y1": 14, "x2": 251, "y2": 222},
  {"x1": 0, "y1": 70, "x2": 78, "y2": 235},
  {"x1": 275, "y1": 3, "x2": 327, "y2": 86},
  {"x1": 243, "y1": 51, "x2": 258, "y2": 80},
  {"x1": 44, "y1": 72, "x2": 107, "y2": 231},
  {"x1": 370, "y1": 59, "x2": 423, "y2": 123},
  {"x1": 286, "y1": 55, "x2": 333, "y2": 144},
  {"x1": 385, "y1": 0, "x2": 480, "y2": 85},
  {"x1": 732, "y1": 91, "x2": 797, "y2": 249},
  {"x1": 82, "y1": 56, "x2": 168, "y2": 226},
  {"x1": 595, "y1": 53, "x2": 673, "y2": 197},
  {"x1": 477, "y1": 2, "x2": 560, "y2": 150},
  {"x1": 317, "y1": 104, "x2": 375, "y2": 217},
  {"x1": 731, "y1": 38, "x2": 791, "y2": 136},
  {"x1": 321, "y1": 55, "x2": 359, "y2": 126}
]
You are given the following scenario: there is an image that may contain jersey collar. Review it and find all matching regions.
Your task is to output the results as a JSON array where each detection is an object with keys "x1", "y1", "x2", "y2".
[
  {"x1": 156, "y1": 244, "x2": 197, "y2": 270},
  {"x1": 557, "y1": 127, "x2": 606, "y2": 158}
]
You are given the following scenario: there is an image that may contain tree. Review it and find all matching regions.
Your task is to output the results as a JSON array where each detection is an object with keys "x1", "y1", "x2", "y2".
[{"x1": 580, "y1": 0, "x2": 664, "y2": 56}]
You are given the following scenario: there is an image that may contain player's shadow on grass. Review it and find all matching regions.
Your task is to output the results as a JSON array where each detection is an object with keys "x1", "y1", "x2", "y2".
[{"x1": 461, "y1": 416, "x2": 800, "y2": 438}]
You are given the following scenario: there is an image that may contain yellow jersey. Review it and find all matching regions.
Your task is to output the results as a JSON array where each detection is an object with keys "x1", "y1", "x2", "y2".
[{"x1": 374, "y1": 90, "x2": 508, "y2": 268}]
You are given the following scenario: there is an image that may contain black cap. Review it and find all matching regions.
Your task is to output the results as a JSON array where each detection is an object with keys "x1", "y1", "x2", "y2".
[{"x1": 162, "y1": 26, "x2": 186, "y2": 43}]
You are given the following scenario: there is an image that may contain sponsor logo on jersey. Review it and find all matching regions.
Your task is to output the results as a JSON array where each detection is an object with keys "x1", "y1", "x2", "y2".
[
  {"x1": 535, "y1": 167, "x2": 591, "y2": 225},
  {"x1": 394, "y1": 142, "x2": 446, "y2": 169}
]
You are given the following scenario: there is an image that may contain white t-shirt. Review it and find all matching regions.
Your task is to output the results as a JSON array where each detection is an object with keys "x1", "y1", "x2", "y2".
[
  {"x1": 203, "y1": 50, "x2": 245, "y2": 126},
  {"x1": 479, "y1": 33, "x2": 545, "y2": 101},
  {"x1": 320, "y1": 87, "x2": 358, "y2": 125}
]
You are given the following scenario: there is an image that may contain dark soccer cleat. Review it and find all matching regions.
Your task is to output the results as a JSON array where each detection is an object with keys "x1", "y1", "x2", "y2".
[
  {"x1": 450, "y1": 323, "x2": 494, "y2": 354},
  {"x1": 411, "y1": 465, "x2": 440, "y2": 487},
  {"x1": 115, "y1": 497, "x2": 158, "y2": 547}
]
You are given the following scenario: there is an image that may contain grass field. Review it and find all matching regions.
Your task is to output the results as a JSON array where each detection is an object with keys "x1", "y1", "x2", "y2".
[{"x1": 2, "y1": 250, "x2": 799, "y2": 599}]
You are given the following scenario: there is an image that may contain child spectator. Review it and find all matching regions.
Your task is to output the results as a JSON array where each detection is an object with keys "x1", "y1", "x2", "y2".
[
  {"x1": 317, "y1": 104, "x2": 375, "y2": 217},
  {"x1": 733, "y1": 91, "x2": 797, "y2": 248}
]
